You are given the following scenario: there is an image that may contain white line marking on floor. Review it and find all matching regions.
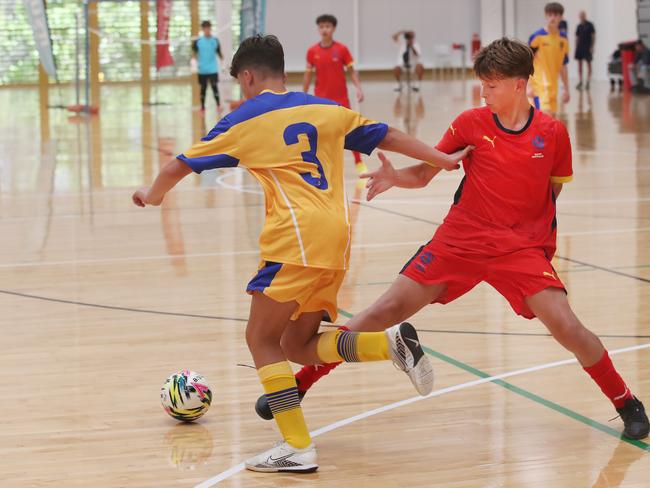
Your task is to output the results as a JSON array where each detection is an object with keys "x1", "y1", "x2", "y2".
[
  {"x1": 0, "y1": 240, "x2": 424, "y2": 269},
  {"x1": 193, "y1": 342, "x2": 650, "y2": 487}
]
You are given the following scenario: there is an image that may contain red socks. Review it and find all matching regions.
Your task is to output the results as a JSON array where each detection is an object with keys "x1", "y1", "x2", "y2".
[
  {"x1": 583, "y1": 350, "x2": 634, "y2": 409},
  {"x1": 295, "y1": 362, "x2": 341, "y2": 392}
]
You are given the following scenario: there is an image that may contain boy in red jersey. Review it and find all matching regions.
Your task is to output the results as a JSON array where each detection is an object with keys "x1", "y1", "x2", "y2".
[
  {"x1": 304, "y1": 14, "x2": 367, "y2": 175},
  {"x1": 257, "y1": 37, "x2": 650, "y2": 441}
]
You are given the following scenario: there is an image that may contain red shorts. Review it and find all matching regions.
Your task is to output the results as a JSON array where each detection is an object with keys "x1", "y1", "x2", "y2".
[{"x1": 400, "y1": 239, "x2": 566, "y2": 319}]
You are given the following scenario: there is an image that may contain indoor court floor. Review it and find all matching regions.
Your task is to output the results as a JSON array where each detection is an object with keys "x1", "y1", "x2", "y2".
[{"x1": 1, "y1": 77, "x2": 650, "y2": 487}]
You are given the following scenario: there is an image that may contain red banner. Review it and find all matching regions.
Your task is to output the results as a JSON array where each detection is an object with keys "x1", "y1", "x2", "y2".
[{"x1": 156, "y1": 0, "x2": 174, "y2": 70}]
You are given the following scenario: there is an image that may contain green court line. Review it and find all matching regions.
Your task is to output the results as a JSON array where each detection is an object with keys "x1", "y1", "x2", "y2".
[
  {"x1": 337, "y1": 309, "x2": 354, "y2": 319},
  {"x1": 336, "y1": 307, "x2": 650, "y2": 452},
  {"x1": 423, "y1": 346, "x2": 650, "y2": 452}
]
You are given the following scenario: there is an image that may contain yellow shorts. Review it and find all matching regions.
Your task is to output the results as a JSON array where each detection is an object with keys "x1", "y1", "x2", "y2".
[
  {"x1": 246, "y1": 261, "x2": 346, "y2": 321},
  {"x1": 533, "y1": 87, "x2": 558, "y2": 113}
]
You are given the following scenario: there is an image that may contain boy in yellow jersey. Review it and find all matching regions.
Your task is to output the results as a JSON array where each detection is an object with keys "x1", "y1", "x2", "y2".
[
  {"x1": 528, "y1": 2, "x2": 570, "y2": 115},
  {"x1": 132, "y1": 34, "x2": 470, "y2": 474}
]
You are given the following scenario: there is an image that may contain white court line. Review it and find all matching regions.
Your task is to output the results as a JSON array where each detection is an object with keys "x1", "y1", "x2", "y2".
[
  {"x1": 368, "y1": 196, "x2": 650, "y2": 205},
  {"x1": 214, "y1": 170, "x2": 263, "y2": 195},
  {"x1": 194, "y1": 342, "x2": 650, "y2": 487},
  {"x1": 0, "y1": 169, "x2": 363, "y2": 200},
  {"x1": 5, "y1": 222, "x2": 650, "y2": 270},
  {"x1": 0, "y1": 148, "x2": 643, "y2": 201},
  {"x1": 560, "y1": 227, "x2": 650, "y2": 237},
  {"x1": 3, "y1": 226, "x2": 650, "y2": 270},
  {"x1": 0, "y1": 240, "x2": 425, "y2": 269}
]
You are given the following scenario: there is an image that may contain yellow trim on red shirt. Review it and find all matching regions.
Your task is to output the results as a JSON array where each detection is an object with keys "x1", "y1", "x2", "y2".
[{"x1": 550, "y1": 175, "x2": 573, "y2": 183}]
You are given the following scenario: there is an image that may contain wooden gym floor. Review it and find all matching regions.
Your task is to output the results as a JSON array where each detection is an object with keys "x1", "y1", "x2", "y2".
[{"x1": 1, "y1": 78, "x2": 650, "y2": 487}]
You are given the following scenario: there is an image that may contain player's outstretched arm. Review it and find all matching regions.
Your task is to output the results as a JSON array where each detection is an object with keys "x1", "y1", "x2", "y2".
[
  {"x1": 561, "y1": 65, "x2": 570, "y2": 104},
  {"x1": 132, "y1": 159, "x2": 192, "y2": 207},
  {"x1": 362, "y1": 152, "x2": 440, "y2": 201},
  {"x1": 348, "y1": 67, "x2": 364, "y2": 102},
  {"x1": 302, "y1": 67, "x2": 313, "y2": 93},
  {"x1": 378, "y1": 126, "x2": 471, "y2": 170}
]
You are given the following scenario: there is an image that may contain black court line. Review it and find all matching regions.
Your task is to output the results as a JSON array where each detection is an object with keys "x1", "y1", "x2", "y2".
[
  {"x1": 557, "y1": 210, "x2": 650, "y2": 222},
  {"x1": 317, "y1": 323, "x2": 650, "y2": 339},
  {"x1": 358, "y1": 200, "x2": 650, "y2": 285},
  {"x1": 4, "y1": 287, "x2": 649, "y2": 339},
  {"x1": 413, "y1": 328, "x2": 650, "y2": 339},
  {"x1": 0, "y1": 289, "x2": 247, "y2": 323},
  {"x1": 555, "y1": 256, "x2": 650, "y2": 284}
]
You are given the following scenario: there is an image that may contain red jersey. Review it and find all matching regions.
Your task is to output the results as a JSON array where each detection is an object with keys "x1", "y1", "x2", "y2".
[
  {"x1": 433, "y1": 106, "x2": 573, "y2": 259},
  {"x1": 306, "y1": 41, "x2": 354, "y2": 106}
]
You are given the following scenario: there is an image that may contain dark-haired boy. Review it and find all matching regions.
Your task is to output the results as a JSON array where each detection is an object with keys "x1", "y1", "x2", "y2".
[
  {"x1": 528, "y1": 2, "x2": 570, "y2": 115},
  {"x1": 132, "y1": 34, "x2": 469, "y2": 473},
  {"x1": 304, "y1": 14, "x2": 367, "y2": 175},
  {"x1": 257, "y1": 37, "x2": 650, "y2": 443}
]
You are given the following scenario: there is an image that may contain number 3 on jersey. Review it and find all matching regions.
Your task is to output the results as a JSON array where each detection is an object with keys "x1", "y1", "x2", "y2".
[{"x1": 283, "y1": 122, "x2": 329, "y2": 190}]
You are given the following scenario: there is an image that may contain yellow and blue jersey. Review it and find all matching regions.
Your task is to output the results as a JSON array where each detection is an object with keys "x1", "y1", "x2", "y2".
[
  {"x1": 529, "y1": 28, "x2": 569, "y2": 110},
  {"x1": 178, "y1": 90, "x2": 388, "y2": 270}
]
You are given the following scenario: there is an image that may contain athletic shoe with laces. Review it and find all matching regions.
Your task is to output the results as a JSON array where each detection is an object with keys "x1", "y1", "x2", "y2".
[
  {"x1": 616, "y1": 396, "x2": 650, "y2": 440},
  {"x1": 255, "y1": 387, "x2": 306, "y2": 421},
  {"x1": 245, "y1": 441, "x2": 318, "y2": 473},
  {"x1": 386, "y1": 322, "x2": 434, "y2": 396}
]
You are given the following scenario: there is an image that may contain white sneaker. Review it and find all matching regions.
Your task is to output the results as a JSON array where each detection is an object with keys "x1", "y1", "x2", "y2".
[
  {"x1": 386, "y1": 322, "x2": 434, "y2": 396},
  {"x1": 245, "y1": 441, "x2": 318, "y2": 473}
]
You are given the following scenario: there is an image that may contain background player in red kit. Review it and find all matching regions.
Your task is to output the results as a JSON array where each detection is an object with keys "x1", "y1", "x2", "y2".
[
  {"x1": 304, "y1": 14, "x2": 367, "y2": 175},
  {"x1": 258, "y1": 37, "x2": 650, "y2": 441}
]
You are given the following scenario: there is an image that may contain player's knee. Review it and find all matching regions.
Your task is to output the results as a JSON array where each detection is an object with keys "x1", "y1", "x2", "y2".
[
  {"x1": 547, "y1": 317, "x2": 586, "y2": 350},
  {"x1": 280, "y1": 332, "x2": 307, "y2": 362},
  {"x1": 372, "y1": 295, "x2": 407, "y2": 324},
  {"x1": 245, "y1": 322, "x2": 274, "y2": 350}
]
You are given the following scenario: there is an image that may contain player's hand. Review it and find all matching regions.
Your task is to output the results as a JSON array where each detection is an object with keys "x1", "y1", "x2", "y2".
[
  {"x1": 562, "y1": 91, "x2": 570, "y2": 104},
  {"x1": 356, "y1": 88, "x2": 364, "y2": 103},
  {"x1": 447, "y1": 145, "x2": 474, "y2": 170},
  {"x1": 361, "y1": 151, "x2": 396, "y2": 201}
]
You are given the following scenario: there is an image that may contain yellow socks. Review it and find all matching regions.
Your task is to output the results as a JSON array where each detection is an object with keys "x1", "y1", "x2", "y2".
[
  {"x1": 316, "y1": 329, "x2": 389, "y2": 363},
  {"x1": 258, "y1": 361, "x2": 311, "y2": 449}
]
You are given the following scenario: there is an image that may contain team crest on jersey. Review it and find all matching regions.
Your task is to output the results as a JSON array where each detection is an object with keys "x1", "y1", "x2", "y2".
[{"x1": 532, "y1": 135, "x2": 545, "y2": 149}]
